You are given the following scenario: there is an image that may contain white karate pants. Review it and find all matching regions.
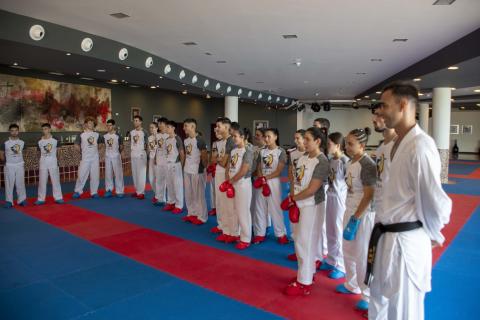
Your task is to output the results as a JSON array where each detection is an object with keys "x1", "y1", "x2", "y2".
[
  {"x1": 148, "y1": 157, "x2": 156, "y2": 194},
  {"x1": 184, "y1": 172, "x2": 208, "y2": 222},
  {"x1": 154, "y1": 164, "x2": 167, "y2": 203},
  {"x1": 4, "y1": 163, "x2": 26, "y2": 204},
  {"x1": 325, "y1": 193, "x2": 346, "y2": 272},
  {"x1": 231, "y1": 177, "x2": 252, "y2": 240},
  {"x1": 131, "y1": 156, "x2": 147, "y2": 195},
  {"x1": 166, "y1": 162, "x2": 183, "y2": 208},
  {"x1": 38, "y1": 165, "x2": 62, "y2": 201},
  {"x1": 74, "y1": 158, "x2": 99, "y2": 195},
  {"x1": 253, "y1": 177, "x2": 286, "y2": 237},
  {"x1": 105, "y1": 155, "x2": 124, "y2": 194}
]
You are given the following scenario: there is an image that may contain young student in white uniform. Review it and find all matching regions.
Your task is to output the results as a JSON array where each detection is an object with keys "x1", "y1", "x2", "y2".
[
  {"x1": 226, "y1": 126, "x2": 255, "y2": 249},
  {"x1": 1, "y1": 124, "x2": 27, "y2": 208},
  {"x1": 207, "y1": 129, "x2": 220, "y2": 216},
  {"x1": 284, "y1": 127, "x2": 329, "y2": 296},
  {"x1": 182, "y1": 118, "x2": 208, "y2": 224},
  {"x1": 73, "y1": 117, "x2": 103, "y2": 199},
  {"x1": 335, "y1": 128, "x2": 376, "y2": 312},
  {"x1": 319, "y1": 132, "x2": 348, "y2": 279},
  {"x1": 35, "y1": 123, "x2": 64, "y2": 205},
  {"x1": 129, "y1": 115, "x2": 148, "y2": 199},
  {"x1": 287, "y1": 129, "x2": 306, "y2": 261},
  {"x1": 368, "y1": 82, "x2": 452, "y2": 320},
  {"x1": 103, "y1": 119, "x2": 125, "y2": 198},
  {"x1": 162, "y1": 120, "x2": 185, "y2": 214},
  {"x1": 211, "y1": 118, "x2": 235, "y2": 241},
  {"x1": 252, "y1": 128, "x2": 289, "y2": 245},
  {"x1": 153, "y1": 117, "x2": 169, "y2": 206},
  {"x1": 147, "y1": 122, "x2": 158, "y2": 200}
]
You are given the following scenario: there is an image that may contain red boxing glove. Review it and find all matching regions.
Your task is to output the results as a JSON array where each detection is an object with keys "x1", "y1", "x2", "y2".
[
  {"x1": 207, "y1": 164, "x2": 216, "y2": 177},
  {"x1": 262, "y1": 183, "x2": 271, "y2": 197},
  {"x1": 288, "y1": 204, "x2": 300, "y2": 223},
  {"x1": 219, "y1": 180, "x2": 230, "y2": 193},
  {"x1": 253, "y1": 176, "x2": 267, "y2": 189},
  {"x1": 226, "y1": 184, "x2": 235, "y2": 198},
  {"x1": 281, "y1": 196, "x2": 293, "y2": 211}
]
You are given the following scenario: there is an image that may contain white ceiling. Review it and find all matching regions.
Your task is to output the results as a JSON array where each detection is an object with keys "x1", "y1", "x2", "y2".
[{"x1": 1, "y1": 0, "x2": 480, "y2": 99}]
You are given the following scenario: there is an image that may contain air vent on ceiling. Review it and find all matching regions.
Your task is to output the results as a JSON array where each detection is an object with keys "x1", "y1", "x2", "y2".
[
  {"x1": 183, "y1": 42, "x2": 197, "y2": 46},
  {"x1": 256, "y1": 81, "x2": 264, "y2": 84},
  {"x1": 393, "y1": 38, "x2": 408, "y2": 42},
  {"x1": 205, "y1": 52, "x2": 212, "y2": 55},
  {"x1": 282, "y1": 34, "x2": 298, "y2": 39},
  {"x1": 110, "y1": 12, "x2": 130, "y2": 19},
  {"x1": 433, "y1": 0, "x2": 456, "y2": 5},
  {"x1": 237, "y1": 72, "x2": 245, "y2": 75},
  {"x1": 216, "y1": 60, "x2": 226, "y2": 64},
  {"x1": 370, "y1": 58, "x2": 383, "y2": 62},
  {"x1": 356, "y1": 72, "x2": 367, "y2": 75}
]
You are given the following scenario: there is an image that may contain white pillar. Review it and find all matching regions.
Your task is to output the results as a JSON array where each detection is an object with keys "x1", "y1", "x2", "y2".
[
  {"x1": 432, "y1": 88, "x2": 452, "y2": 183},
  {"x1": 418, "y1": 103, "x2": 429, "y2": 133},
  {"x1": 225, "y1": 96, "x2": 238, "y2": 122},
  {"x1": 296, "y1": 109, "x2": 304, "y2": 130}
]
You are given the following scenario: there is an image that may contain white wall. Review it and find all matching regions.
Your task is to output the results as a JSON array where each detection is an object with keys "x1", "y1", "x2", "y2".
[
  {"x1": 449, "y1": 111, "x2": 480, "y2": 153},
  {"x1": 300, "y1": 108, "x2": 384, "y2": 146}
]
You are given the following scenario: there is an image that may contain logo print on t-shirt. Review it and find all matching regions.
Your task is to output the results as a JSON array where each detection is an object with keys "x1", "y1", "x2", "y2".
[
  {"x1": 328, "y1": 168, "x2": 336, "y2": 191},
  {"x1": 346, "y1": 172, "x2": 353, "y2": 194},
  {"x1": 149, "y1": 140, "x2": 156, "y2": 150},
  {"x1": 107, "y1": 138, "x2": 114, "y2": 147},
  {"x1": 133, "y1": 135, "x2": 139, "y2": 144},
  {"x1": 157, "y1": 138, "x2": 164, "y2": 148},
  {"x1": 186, "y1": 144, "x2": 193, "y2": 156},
  {"x1": 10, "y1": 144, "x2": 20, "y2": 154},
  {"x1": 167, "y1": 144, "x2": 173, "y2": 155},
  {"x1": 43, "y1": 143, "x2": 52, "y2": 153},
  {"x1": 87, "y1": 136, "x2": 95, "y2": 145},
  {"x1": 376, "y1": 154, "x2": 385, "y2": 181},
  {"x1": 295, "y1": 165, "x2": 305, "y2": 183},
  {"x1": 231, "y1": 153, "x2": 239, "y2": 167},
  {"x1": 263, "y1": 154, "x2": 273, "y2": 168}
]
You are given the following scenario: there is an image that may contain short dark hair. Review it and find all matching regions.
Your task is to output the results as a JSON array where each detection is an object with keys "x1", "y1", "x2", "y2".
[
  {"x1": 9, "y1": 123, "x2": 19, "y2": 130},
  {"x1": 328, "y1": 132, "x2": 345, "y2": 150},
  {"x1": 183, "y1": 118, "x2": 197, "y2": 126},
  {"x1": 295, "y1": 129, "x2": 306, "y2": 137},
  {"x1": 230, "y1": 121, "x2": 240, "y2": 131},
  {"x1": 314, "y1": 118, "x2": 330, "y2": 130},
  {"x1": 157, "y1": 117, "x2": 169, "y2": 124},
  {"x1": 133, "y1": 115, "x2": 143, "y2": 121},
  {"x1": 41, "y1": 123, "x2": 51, "y2": 128},
  {"x1": 349, "y1": 127, "x2": 372, "y2": 145},
  {"x1": 106, "y1": 119, "x2": 116, "y2": 125},
  {"x1": 150, "y1": 122, "x2": 158, "y2": 127},
  {"x1": 166, "y1": 120, "x2": 177, "y2": 128},
  {"x1": 216, "y1": 117, "x2": 231, "y2": 125},
  {"x1": 84, "y1": 116, "x2": 96, "y2": 124},
  {"x1": 382, "y1": 81, "x2": 419, "y2": 108}
]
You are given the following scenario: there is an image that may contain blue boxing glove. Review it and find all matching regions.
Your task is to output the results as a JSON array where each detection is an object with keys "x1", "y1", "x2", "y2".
[{"x1": 343, "y1": 216, "x2": 361, "y2": 241}]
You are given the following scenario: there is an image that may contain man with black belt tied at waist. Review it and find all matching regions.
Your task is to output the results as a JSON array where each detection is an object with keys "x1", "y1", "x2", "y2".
[{"x1": 366, "y1": 81, "x2": 452, "y2": 320}]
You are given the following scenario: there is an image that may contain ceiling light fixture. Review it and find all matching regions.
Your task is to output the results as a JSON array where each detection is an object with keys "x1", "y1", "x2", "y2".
[
  {"x1": 413, "y1": 78, "x2": 421, "y2": 82},
  {"x1": 81, "y1": 38, "x2": 93, "y2": 52},
  {"x1": 473, "y1": 89, "x2": 480, "y2": 93},
  {"x1": 376, "y1": 91, "x2": 382, "y2": 94},
  {"x1": 150, "y1": 85, "x2": 156, "y2": 89},
  {"x1": 183, "y1": 42, "x2": 197, "y2": 46},
  {"x1": 75, "y1": 72, "x2": 80, "y2": 75},
  {"x1": 206, "y1": 94, "x2": 211, "y2": 99},
  {"x1": 282, "y1": 34, "x2": 298, "y2": 39},
  {"x1": 111, "y1": 79, "x2": 118, "y2": 83},
  {"x1": 451, "y1": 87, "x2": 456, "y2": 90},
  {"x1": 97, "y1": 69, "x2": 106, "y2": 72},
  {"x1": 13, "y1": 62, "x2": 18, "y2": 66},
  {"x1": 110, "y1": 12, "x2": 130, "y2": 19},
  {"x1": 125, "y1": 66, "x2": 131, "y2": 69},
  {"x1": 66, "y1": 53, "x2": 71, "y2": 56},
  {"x1": 182, "y1": 90, "x2": 188, "y2": 95},
  {"x1": 393, "y1": 38, "x2": 408, "y2": 42},
  {"x1": 447, "y1": 66, "x2": 459, "y2": 70},
  {"x1": 48, "y1": 72, "x2": 64, "y2": 76},
  {"x1": 80, "y1": 77, "x2": 94, "y2": 81}
]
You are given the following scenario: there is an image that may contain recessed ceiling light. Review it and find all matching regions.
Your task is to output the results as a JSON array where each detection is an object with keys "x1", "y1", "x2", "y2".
[
  {"x1": 182, "y1": 42, "x2": 197, "y2": 46},
  {"x1": 282, "y1": 34, "x2": 298, "y2": 39},
  {"x1": 66, "y1": 53, "x2": 71, "y2": 56},
  {"x1": 10, "y1": 65, "x2": 29, "y2": 70},
  {"x1": 182, "y1": 90, "x2": 188, "y2": 95},
  {"x1": 216, "y1": 60, "x2": 226, "y2": 64},
  {"x1": 110, "y1": 12, "x2": 130, "y2": 19},
  {"x1": 413, "y1": 78, "x2": 421, "y2": 82},
  {"x1": 447, "y1": 66, "x2": 459, "y2": 70},
  {"x1": 433, "y1": 0, "x2": 456, "y2": 5},
  {"x1": 150, "y1": 85, "x2": 156, "y2": 89},
  {"x1": 315, "y1": 93, "x2": 319, "y2": 96},
  {"x1": 206, "y1": 94, "x2": 211, "y2": 99},
  {"x1": 125, "y1": 66, "x2": 131, "y2": 69},
  {"x1": 364, "y1": 95, "x2": 370, "y2": 98},
  {"x1": 376, "y1": 91, "x2": 382, "y2": 94},
  {"x1": 182, "y1": 83, "x2": 186, "y2": 86},
  {"x1": 372, "y1": 99, "x2": 377, "y2": 102},
  {"x1": 393, "y1": 38, "x2": 408, "y2": 42},
  {"x1": 451, "y1": 98, "x2": 455, "y2": 102},
  {"x1": 476, "y1": 103, "x2": 480, "y2": 107},
  {"x1": 80, "y1": 77, "x2": 94, "y2": 81},
  {"x1": 97, "y1": 69, "x2": 106, "y2": 72},
  {"x1": 451, "y1": 87, "x2": 456, "y2": 90},
  {"x1": 49, "y1": 72, "x2": 64, "y2": 76},
  {"x1": 370, "y1": 58, "x2": 382, "y2": 62},
  {"x1": 111, "y1": 79, "x2": 118, "y2": 83},
  {"x1": 156, "y1": 85, "x2": 160, "y2": 88},
  {"x1": 419, "y1": 93, "x2": 424, "y2": 96},
  {"x1": 129, "y1": 85, "x2": 140, "y2": 88},
  {"x1": 474, "y1": 89, "x2": 480, "y2": 93},
  {"x1": 13, "y1": 62, "x2": 18, "y2": 66},
  {"x1": 75, "y1": 72, "x2": 80, "y2": 75},
  {"x1": 159, "y1": 76, "x2": 163, "y2": 79},
  {"x1": 459, "y1": 106, "x2": 465, "y2": 110},
  {"x1": 356, "y1": 98, "x2": 361, "y2": 101}
]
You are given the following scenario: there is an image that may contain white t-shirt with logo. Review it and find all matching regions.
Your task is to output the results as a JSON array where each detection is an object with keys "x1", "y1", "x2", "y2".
[
  {"x1": 130, "y1": 129, "x2": 147, "y2": 158},
  {"x1": 104, "y1": 133, "x2": 122, "y2": 158},
  {"x1": 155, "y1": 132, "x2": 169, "y2": 166},
  {"x1": 259, "y1": 146, "x2": 287, "y2": 176},
  {"x1": 229, "y1": 145, "x2": 255, "y2": 178},
  {"x1": 184, "y1": 136, "x2": 207, "y2": 174},
  {"x1": 148, "y1": 134, "x2": 157, "y2": 159},
  {"x1": 215, "y1": 137, "x2": 235, "y2": 174},
  {"x1": 165, "y1": 135, "x2": 184, "y2": 164},
  {"x1": 293, "y1": 153, "x2": 329, "y2": 208},
  {"x1": 75, "y1": 131, "x2": 101, "y2": 161},
  {"x1": 1, "y1": 138, "x2": 25, "y2": 165},
  {"x1": 38, "y1": 137, "x2": 59, "y2": 168},
  {"x1": 345, "y1": 154, "x2": 377, "y2": 214}
]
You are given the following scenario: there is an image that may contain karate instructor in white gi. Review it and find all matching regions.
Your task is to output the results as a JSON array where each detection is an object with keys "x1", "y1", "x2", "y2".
[{"x1": 366, "y1": 81, "x2": 452, "y2": 320}]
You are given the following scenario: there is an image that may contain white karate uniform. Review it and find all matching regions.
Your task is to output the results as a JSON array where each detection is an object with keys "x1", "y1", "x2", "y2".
[
  {"x1": 184, "y1": 136, "x2": 208, "y2": 222},
  {"x1": 325, "y1": 155, "x2": 349, "y2": 272},
  {"x1": 208, "y1": 141, "x2": 218, "y2": 210},
  {"x1": 214, "y1": 137, "x2": 235, "y2": 234},
  {"x1": 2, "y1": 138, "x2": 26, "y2": 204},
  {"x1": 74, "y1": 131, "x2": 102, "y2": 195},
  {"x1": 165, "y1": 135, "x2": 184, "y2": 208},
  {"x1": 253, "y1": 146, "x2": 287, "y2": 238},
  {"x1": 147, "y1": 134, "x2": 157, "y2": 194},
  {"x1": 288, "y1": 148, "x2": 305, "y2": 240},
  {"x1": 342, "y1": 154, "x2": 376, "y2": 301},
  {"x1": 293, "y1": 153, "x2": 329, "y2": 285},
  {"x1": 130, "y1": 129, "x2": 148, "y2": 195},
  {"x1": 369, "y1": 125, "x2": 452, "y2": 320},
  {"x1": 104, "y1": 132, "x2": 124, "y2": 194},
  {"x1": 228, "y1": 145, "x2": 255, "y2": 241},
  {"x1": 37, "y1": 137, "x2": 62, "y2": 201},
  {"x1": 154, "y1": 132, "x2": 169, "y2": 202}
]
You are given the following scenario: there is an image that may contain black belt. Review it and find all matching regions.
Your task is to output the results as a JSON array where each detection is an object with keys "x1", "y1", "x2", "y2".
[{"x1": 364, "y1": 221, "x2": 423, "y2": 286}]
